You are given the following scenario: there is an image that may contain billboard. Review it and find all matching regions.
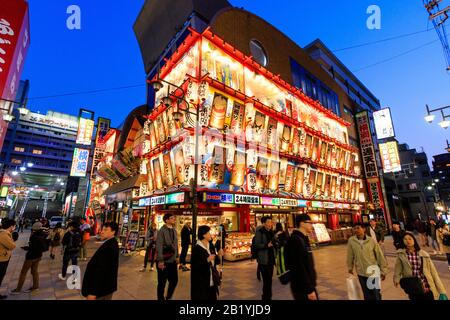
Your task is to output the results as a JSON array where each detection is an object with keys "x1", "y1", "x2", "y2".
[
  {"x1": 70, "y1": 148, "x2": 90, "y2": 177},
  {"x1": 373, "y1": 108, "x2": 395, "y2": 140},
  {"x1": 0, "y1": 0, "x2": 30, "y2": 101},
  {"x1": 379, "y1": 141, "x2": 401, "y2": 173},
  {"x1": 76, "y1": 118, "x2": 95, "y2": 145},
  {"x1": 356, "y1": 111, "x2": 379, "y2": 178}
]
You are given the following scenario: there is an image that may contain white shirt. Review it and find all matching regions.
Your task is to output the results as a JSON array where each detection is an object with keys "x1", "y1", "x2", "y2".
[{"x1": 369, "y1": 227, "x2": 377, "y2": 243}]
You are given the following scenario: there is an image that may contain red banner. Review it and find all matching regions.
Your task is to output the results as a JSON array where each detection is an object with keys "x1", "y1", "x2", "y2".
[{"x1": 0, "y1": 0, "x2": 30, "y2": 101}]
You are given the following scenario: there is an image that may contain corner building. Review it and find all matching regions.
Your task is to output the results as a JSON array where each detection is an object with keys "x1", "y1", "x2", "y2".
[{"x1": 133, "y1": 0, "x2": 390, "y2": 254}]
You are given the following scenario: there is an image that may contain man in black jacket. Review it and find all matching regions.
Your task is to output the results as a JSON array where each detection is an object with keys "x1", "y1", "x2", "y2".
[
  {"x1": 255, "y1": 216, "x2": 275, "y2": 301},
  {"x1": 82, "y1": 222, "x2": 119, "y2": 300},
  {"x1": 180, "y1": 222, "x2": 192, "y2": 271},
  {"x1": 59, "y1": 222, "x2": 82, "y2": 281},
  {"x1": 285, "y1": 215, "x2": 318, "y2": 301}
]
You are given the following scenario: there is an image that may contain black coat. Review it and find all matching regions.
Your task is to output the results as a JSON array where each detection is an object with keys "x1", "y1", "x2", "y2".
[
  {"x1": 392, "y1": 230, "x2": 405, "y2": 250},
  {"x1": 285, "y1": 230, "x2": 317, "y2": 294},
  {"x1": 181, "y1": 226, "x2": 192, "y2": 246},
  {"x1": 82, "y1": 237, "x2": 119, "y2": 298},
  {"x1": 190, "y1": 243, "x2": 218, "y2": 301},
  {"x1": 25, "y1": 229, "x2": 48, "y2": 260}
]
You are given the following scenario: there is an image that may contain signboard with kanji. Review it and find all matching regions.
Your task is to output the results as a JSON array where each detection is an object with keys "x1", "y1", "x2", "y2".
[
  {"x1": 70, "y1": 148, "x2": 90, "y2": 177},
  {"x1": 356, "y1": 111, "x2": 379, "y2": 178}
]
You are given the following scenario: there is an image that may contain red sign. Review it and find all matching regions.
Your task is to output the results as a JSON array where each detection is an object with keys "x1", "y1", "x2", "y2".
[
  {"x1": 0, "y1": 0, "x2": 30, "y2": 101},
  {"x1": 0, "y1": 118, "x2": 8, "y2": 151}
]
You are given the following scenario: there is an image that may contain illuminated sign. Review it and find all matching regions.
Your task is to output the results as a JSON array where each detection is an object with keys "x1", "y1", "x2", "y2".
[
  {"x1": 373, "y1": 108, "x2": 395, "y2": 140},
  {"x1": 204, "y1": 193, "x2": 234, "y2": 204},
  {"x1": 70, "y1": 148, "x2": 90, "y2": 177},
  {"x1": 76, "y1": 118, "x2": 95, "y2": 145},
  {"x1": 151, "y1": 196, "x2": 165, "y2": 206},
  {"x1": 311, "y1": 201, "x2": 323, "y2": 208},
  {"x1": 166, "y1": 192, "x2": 185, "y2": 204},
  {"x1": 298, "y1": 200, "x2": 308, "y2": 207},
  {"x1": 351, "y1": 204, "x2": 361, "y2": 210},
  {"x1": 356, "y1": 111, "x2": 379, "y2": 178},
  {"x1": 323, "y1": 202, "x2": 336, "y2": 209},
  {"x1": 234, "y1": 194, "x2": 260, "y2": 205},
  {"x1": 280, "y1": 198, "x2": 298, "y2": 207},
  {"x1": 261, "y1": 197, "x2": 280, "y2": 206},
  {"x1": 343, "y1": 203, "x2": 351, "y2": 209},
  {"x1": 0, "y1": 186, "x2": 9, "y2": 198},
  {"x1": 379, "y1": 141, "x2": 401, "y2": 173}
]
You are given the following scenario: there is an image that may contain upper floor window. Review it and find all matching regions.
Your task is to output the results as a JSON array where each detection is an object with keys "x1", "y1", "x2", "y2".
[
  {"x1": 250, "y1": 40, "x2": 268, "y2": 67},
  {"x1": 14, "y1": 146, "x2": 25, "y2": 153},
  {"x1": 33, "y1": 149, "x2": 43, "y2": 155},
  {"x1": 11, "y1": 159, "x2": 22, "y2": 165}
]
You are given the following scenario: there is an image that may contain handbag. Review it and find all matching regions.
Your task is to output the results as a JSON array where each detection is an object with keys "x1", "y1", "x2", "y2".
[
  {"x1": 439, "y1": 294, "x2": 448, "y2": 300},
  {"x1": 400, "y1": 256, "x2": 425, "y2": 295},
  {"x1": 162, "y1": 245, "x2": 175, "y2": 261},
  {"x1": 211, "y1": 263, "x2": 222, "y2": 287}
]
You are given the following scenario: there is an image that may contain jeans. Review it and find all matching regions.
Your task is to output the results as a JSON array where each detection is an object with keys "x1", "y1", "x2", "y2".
[
  {"x1": 16, "y1": 258, "x2": 41, "y2": 291},
  {"x1": 17, "y1": 225, "x2": 23, "y2": 233},
  {"x1": 180, "y1": 244, "x2": 189, "y2": 265},
  {"x1": 62, "y1": 252, "x2": 78, "y2": 278},
  {"x1": 143, "y1": 244, "x2": 156, "y2": 269},
  {"x1": 80, "y1": 243, "x2": 87, "y2": 260},
  {"x1": 259, "y1": 264, "x2": 274, "y2": 301},
  {"x1": 0, "y1": 260, "x2": 10, "y2": 287},
  {"x1": 358, "y1": 275, "x2": 382, "y2": 301},
  {"x1": 157, "y1": 262, "x2": 178, "y2": 300},
  {"x1": 428, "y1": 237, "x2": 439, "y2": 252}
]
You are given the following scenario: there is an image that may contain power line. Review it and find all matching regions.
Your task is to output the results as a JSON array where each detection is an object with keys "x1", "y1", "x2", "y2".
[
  {"x1": 27, "y1": 84, "x2": 146, "y2": 101},
  {"x1": 352, "y1": 37, "x2": 442, "y2": 73}
]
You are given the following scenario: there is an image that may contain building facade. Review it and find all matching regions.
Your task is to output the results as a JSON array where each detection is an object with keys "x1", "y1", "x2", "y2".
[{"x1": 432, "y1": 153, "x2": 450, "y2": 219}]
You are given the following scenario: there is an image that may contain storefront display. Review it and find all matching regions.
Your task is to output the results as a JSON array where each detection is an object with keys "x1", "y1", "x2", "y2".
[{"x1": 224, "y1": 233, "x2": 253, "y2": 261}]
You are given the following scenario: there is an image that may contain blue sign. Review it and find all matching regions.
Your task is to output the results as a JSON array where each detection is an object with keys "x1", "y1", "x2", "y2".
[
  {"x1": 298, "y1": 200, "x2": 308, "y2": 207},
  {"x1": 204, "y1": 192, "x2": 234, "y2": 204}
]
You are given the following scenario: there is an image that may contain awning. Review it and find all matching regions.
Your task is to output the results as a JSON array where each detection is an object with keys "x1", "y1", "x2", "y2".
[{"x1": 102, "y1": 175, "x2": 146, "y2": 196}]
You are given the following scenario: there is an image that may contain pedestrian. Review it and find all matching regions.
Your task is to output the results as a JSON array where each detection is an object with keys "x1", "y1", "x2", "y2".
[
  {"x1": 156, "y1": 213, "x2": 179, "y2": 301},
  {"x1": 80, "y1": 219, "x2": 91, "y2": 261},
  {"x1": 391, "y1": 221, "x2": 405, "y2": 250},
  {"x1": 140, "y1": 222, "x2": 158, "y2": 272},
  {"x1": 427, "y1": 219, "x2": 439, "y2": 254},
  {"x1": 191, "y1": 225, "x2": 220, "y2": 301},
  {"x1": 254, "y1": 216, "x2": 275, "y2": 301},
  {"x1": 10, "y1": 222, "x2": 48, "y2": 295},
  {"x1": 347, "y1": 223, "x2": 387, "y2": 300},
  {"x1": 436, "y1": 222, "x2": 450, "y2": 270},
  {"x1": 17, "y1": 218, "x2": 24, "y2": 233},
  {"x1": 415, "y1": 218, "x2": 428, "y2": 247},
  {"x1": 81, "y1": 222, "x2": 119, "y2": 300},
  {"x1": 394, "y1": 231, "x2": 448, "y2": 300},
  {"x1": 285, "y1": 214, "x2": 318, "y2": 301},
  {"x1": 49, "y1": 223, "x2": 63, "y2": 259},
  {"x1": 273, "y1": 222, "x2": 289, "y2": 250},
  {"x1": 366, "y1": 219, "x2": 385, "y2": 245},
  {"x1": 0, "y1": 219, "x2": 17, "y2": 300},
  {"x1": 58, "y1": 222, "x2": 82, "y2": 281},
  {"x1": 179, "y1": 221, "x2": 192, "y2": 271}
]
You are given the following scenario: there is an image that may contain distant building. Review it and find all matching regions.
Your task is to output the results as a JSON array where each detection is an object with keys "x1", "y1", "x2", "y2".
[{"x1": 432, "y1": 153, "x2": 450, "y2": 213}]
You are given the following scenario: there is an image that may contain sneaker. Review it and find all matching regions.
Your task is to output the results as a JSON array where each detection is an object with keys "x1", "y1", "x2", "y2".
[
  {"x1": 58, "y1": 274, "x2": 66, "y2": 281},
  {"x1": 139, "y1": 268, "x2": 146, "y2": 272},
  {"x1": 10, "y1": 289, "x2": 21, "y2": 295},
  {"x1": 24, "y1": 288, "x2": 39, "y2": 293}
]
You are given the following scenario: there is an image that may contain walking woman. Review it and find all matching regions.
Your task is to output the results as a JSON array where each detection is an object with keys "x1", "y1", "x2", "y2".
[
  {"x1": 394, "y1": 232, "x2": 447, "y2": 301},
  {"x1": 49, "y1": 223, "x2": 63, "y2": 259},
  {"x1": 190, "y1": 225, "x2": 220, "y2": 301}
]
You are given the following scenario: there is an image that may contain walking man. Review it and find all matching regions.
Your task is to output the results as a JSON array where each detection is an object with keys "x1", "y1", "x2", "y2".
[
  {"x1": 285, "y1": 215, "x2": 318, "y2": 301},
  {"x1": 10, "y1": 222, "x2": 48, "y2": 295},
  {"x1": 58, "y1": 222, "x2": 82, "y2": 281},
  {"x1": 140, "y1": 223, "x2": 158, "y2": 272},
  {"x1": 427, "y1": 219, "x2": 439, "y2": 254},
  {"x1": 180, "y1": 221, "x2": 192, "y2": 271},
  {"x1": 0, "y1": 219, "x2": 17, "y2": 300},
  {"x1": 254, "y1": 216, "x2": 275, "y2": 301},
  {"x1": 156, "y1": 213, "x2": 179, "y2": 301},
  {"x1": 82, "y1": 222, "x2": 119, "y2": 300},
  {"x1": 392, "y1": 221, "x2": 405, "y2": 250},
  {"x1": 17, "y1": 218, "x2": 24, "y2": 233},
  {"x1": 347, "y1": 223, "x2": 387, "y2": 300}
]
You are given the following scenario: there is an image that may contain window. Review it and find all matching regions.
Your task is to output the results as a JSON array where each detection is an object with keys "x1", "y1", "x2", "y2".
[
  {"x1": 11, "y1": 159, "x2": 22, "y2": 165},
  {"x1": 250, "y1": 40, "x2": 268, "y2": 67},
  {"x1": 343, "y1": 105, "x2": 353, "y2": 116},
  {"x1": 14, "y1": 146, "x2": 25, "y2": 153},
  {"x1": 33, "y1": 149, "x2": 43, "y2": 155}
]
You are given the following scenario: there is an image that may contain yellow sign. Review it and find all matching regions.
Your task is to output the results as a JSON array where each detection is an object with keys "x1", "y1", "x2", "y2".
[
  {"x1": 379, "y1": 141, "x2": 401, "y2": 173},
  {"x1": 76, "y1": 118, "x2": 95, "y2": 145}
]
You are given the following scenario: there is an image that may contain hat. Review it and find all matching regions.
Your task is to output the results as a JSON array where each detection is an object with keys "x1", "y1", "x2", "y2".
[
  {"x1": 32, "y1": 222, "x2": 43, "y2": 231},
  {"x1": 295, "y1": 214, "x2": 311, "y2": 227}
]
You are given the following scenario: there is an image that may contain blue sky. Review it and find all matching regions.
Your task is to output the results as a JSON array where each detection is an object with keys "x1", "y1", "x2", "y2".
[{"x1": 22, "y1": 0, "x2": 450, "y2": 166}]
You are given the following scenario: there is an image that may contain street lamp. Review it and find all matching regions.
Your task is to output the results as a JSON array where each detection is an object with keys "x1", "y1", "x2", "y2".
[{"x1": 425, "y1": 104, "x2": 450, "y2": 128}]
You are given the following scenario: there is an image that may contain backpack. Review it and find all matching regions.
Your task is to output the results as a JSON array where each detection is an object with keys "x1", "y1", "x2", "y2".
[
  {"x1": 276, "y1": 234, "x2": 291, "y2": 285},
  {"x1": 67, "y1": 231, "x2": 82, "y2": 253},
  {"x1": 443, "y1": 234, "x2": 450, "y2": 247}
]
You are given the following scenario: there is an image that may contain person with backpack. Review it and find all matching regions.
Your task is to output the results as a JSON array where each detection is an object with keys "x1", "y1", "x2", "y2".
[
  {"x1": 10, "y1": 222, "x2": 49, "y2": 295},
  {"x1": 254, "y1": 216, "x2": 275, "y2": 301},
  {"x1": 58, "y1": 222, "x2": 82, "y2": 281},
  {"x1": 285, "y1": 215, "x2": 318, "y2": 300},
  {"x1": 82, "y1": 222, "x2": 119, "y2": 300},
  {"x1": 156, "y1": 213, "x2": 179, "y2": 301},
  {"x1": 49, "y1": 223, "x2": 63, "y2": 260},
  {"x1": 0, "y1": 219, "x2": 17, "y2": 300}
]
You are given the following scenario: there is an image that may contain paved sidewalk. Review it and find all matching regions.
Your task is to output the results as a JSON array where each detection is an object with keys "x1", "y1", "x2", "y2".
[{"x1": 1, "y1": 231, "x2": 449, "y2": 300}]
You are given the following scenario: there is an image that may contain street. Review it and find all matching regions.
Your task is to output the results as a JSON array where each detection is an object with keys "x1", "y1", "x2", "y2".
[{"x1": 1, "y1": 230, "x2": 449, "y2": 300}]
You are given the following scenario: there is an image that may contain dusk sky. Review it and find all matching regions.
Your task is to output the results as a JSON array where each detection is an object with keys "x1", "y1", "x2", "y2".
[{"x1": 22, "y1": 0, "x2": 450, "y2": 167}]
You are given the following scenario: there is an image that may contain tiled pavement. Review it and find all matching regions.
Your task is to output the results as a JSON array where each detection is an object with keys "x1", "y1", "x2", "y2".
[{"x1": 1, "y1": 230, "x2": 449, "y2": 300}]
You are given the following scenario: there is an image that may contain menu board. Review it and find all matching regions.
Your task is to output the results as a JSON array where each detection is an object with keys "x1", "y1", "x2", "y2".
[{"x1": 312, "y1": 223, "x2": 331, "y2": 243}]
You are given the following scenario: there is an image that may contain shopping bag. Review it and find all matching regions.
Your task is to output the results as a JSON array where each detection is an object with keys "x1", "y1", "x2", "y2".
[
  {"x1": 439, "y1": 294, "x2": 448, "y2": 301},
  {"x1": 347, "y1": 275, "x2": 364, "y2": 300}
]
